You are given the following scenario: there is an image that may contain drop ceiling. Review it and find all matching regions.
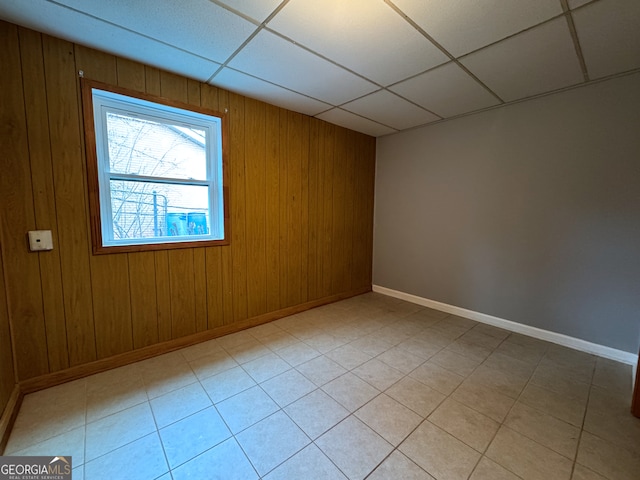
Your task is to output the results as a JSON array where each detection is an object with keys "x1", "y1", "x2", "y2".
[{"x1": 1, "y1": 0, "x2": 639, "y2": 137}]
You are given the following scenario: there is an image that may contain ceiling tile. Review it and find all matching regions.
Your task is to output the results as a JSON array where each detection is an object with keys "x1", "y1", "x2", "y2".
[
  {"x1": 228, "y1": 30, "x2": 378, "y2": 105},
  {"x1": 0, "y1": 0, "x2": 220, "y2": 81},
  {"x1": 460, "y1": 18, "x2": 584, "y2": 102},
  {"x1": 315, "y1": 109, "x2": 397, "y2": 137},
  {"x1": 211, "y1": 68, "x2": 331, "y2": 116},
  {"x1": 54, "y1": 0, "x2": 257, "y2": 63},
  {"x1": 390, "y1": 62, "x2": 501, "y2": 118},
  {"x1": 391, "y1": 0, "x2": 563, "y2": 56},
  {"x1": 573, "y1": 0, "x2": 640, "y2": 79},
  {"x1": 568, "y1": 0, "x2": 592, "y2": 8},
  {"x1": 341, "y1": 90, "x2": 440, "y2": 130},
  {"x1": 267, "y1": 0, "x2": 448, "y2": 86},
  {"x1": 216, "y1": 0, "x2": 284, "y2": 23}
]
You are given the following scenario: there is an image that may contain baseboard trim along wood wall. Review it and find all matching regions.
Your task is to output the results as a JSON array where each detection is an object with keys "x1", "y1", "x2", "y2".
[
  {"x1": 19, "y1": 287, "x2": 370, "y2": 395},
  {"x1": 0, "y1": 386, "x2": 22, "y2": 455},
  {"x1": 372, "y1": 285, "x2": 639, "y2": 369}
]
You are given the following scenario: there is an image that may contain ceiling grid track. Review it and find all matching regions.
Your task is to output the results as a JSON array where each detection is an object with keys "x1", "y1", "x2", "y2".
[
  {"x1": 4, "y1": 0, "x2": 638, "y2": 137},
  {"x1": 560, "y1": 0, "x2": 591, "y2": 82},
  {"x1": 206, "y1": 0, "x2": 292, "y2": 84},
  {"x1": 384, "y1": 0, "x2": 505, "y2": 105}
]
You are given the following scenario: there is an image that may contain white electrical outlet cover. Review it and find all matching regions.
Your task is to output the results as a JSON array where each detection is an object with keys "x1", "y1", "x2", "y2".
[{"x1": 28, "y1": 230, "x2": 54, "y2": 251}]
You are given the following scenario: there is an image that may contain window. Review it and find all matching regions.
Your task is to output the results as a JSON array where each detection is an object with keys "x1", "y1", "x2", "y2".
[{"x1": 81, "y1": 79, "x2": 228, "y2": 253}]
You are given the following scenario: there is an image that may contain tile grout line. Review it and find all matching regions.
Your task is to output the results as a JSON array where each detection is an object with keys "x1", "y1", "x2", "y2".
[
  {"x1": 8, "y1": 294, "x2": 636, "y2": 479},
  {"x1": 446, "y1": 329, "x2": 513, "y2": 479},
  {"x1": 475, "y1": 337, "x2": 551, "y2": 479}
]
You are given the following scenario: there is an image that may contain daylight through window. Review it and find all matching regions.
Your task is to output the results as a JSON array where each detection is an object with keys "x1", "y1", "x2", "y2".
[{"x1": 82, "y1": 81, "x2": 227, "y2": 253}]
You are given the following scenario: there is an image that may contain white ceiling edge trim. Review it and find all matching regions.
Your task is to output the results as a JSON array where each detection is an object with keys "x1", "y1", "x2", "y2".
[
  {"x1": 372, "y1": 285, "x2": 638, "y2": 369},
  {"x1": 376, "y1": 67, "x2": 640, "y2": 139}
]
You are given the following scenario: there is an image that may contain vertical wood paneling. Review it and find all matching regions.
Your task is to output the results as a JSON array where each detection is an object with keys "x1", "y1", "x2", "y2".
[
  {"x1": 0, "y1": 228, "x2": 16, "y2": 410},
  {"x1": 160, "y1": 72, "x2": 197, "y2": 338},
  {"x1": 298, "y1": 115, "x2": 310, "y2": 304},
  {"x1": 145, "y1": 66, "x2": 161, "y2": 94},
  {"x1": 0, "y1": 27, "x2": 46, "y2": 380},
  {"x1": 18, "y1": 28, "x2": 69, "y2": 372},
  {"x1": 194, "y1": 252, "x2": 209, "y2": 332},
  {"x1": 201, "y1": 84, "x2": 225, "y2": 329},
  {"x1": 341, "y1": 131, "x2": 357, "y2": 293},
  {"x1": 287, "y1": 112, "x2": 303, "y2": 306},
  {"x1": 128, "y1": 252, "x2": 158, "y2": 348},
  {"x1": 168, "y1": 250, "x2": 196, "y2": 338},
  {"x1": 351, "y1": 134, "x2": 368, "y2": 290},
  {"x1": 245, "y1": 98, "x2": 268, "y2": 318},
  {"x1": 186, "y1": 79, "x2": 208, "y2": 333},
  {"x1": 0, "y1": 23, "x2": 49, "y2": 380},
  {"x1": 331, "y1": 129, "x2": 350, "y2": 294},
  {"x1": 307, "y1": 119, "x2": 321, "y2": 301},
  {"x1": 75, "y1": 45, "x2": 134, "y2": 359},
  {"x1": 0, "y1": 24, "x2": 376, "y2": 381},
  {"x1": 205, "y1": 246, "x2": 224, "y2": 329},
  {"x1": 186, "y1": 78, "x2": 201, "y2": 105},
  {"x1": 265, "y1": 105, "x2": 281, "y2": 312},
  {"x1": 320, "y1": 123, "x2": 336, "y2": 297},
  {"x1": 217, "y1": 89, "x2": 234, "y2": 325},
  {"x1": 90, "y1": 252, "x2": 134, "y2": 359},
  {"x1": 284, "y1": 112, "x2": 311, "y2": 305},
  {"x1": 352, "y1": 134, "x2": 376, "y2": 289},
  {"x1": 42, "y1": 35, "x2": 97, "y2": 367},
  {"x1": 154, "y1": 251, "x2": 172, "y2": 342},
  {"x1": 116, "y1": 57, "x2": 145, "y2": 90},
  {"x1": 116, "y1": 57, "x2": 160, "y2": 349},
  {"x1": 0, "y1": 22, "x2": 28, "y2": 388},
  {"x1": 229, "y1": 93, "x2": 248, "y2": 322},
  {"x1": 362, "y1": 136, "x2": 376, "y2": 285},
  {"x1": 278, "y1": 110, "x2": 290, "y2": 308},
  {"x1": 144, "y1": 66, "x2": 173, "y2": 343}
]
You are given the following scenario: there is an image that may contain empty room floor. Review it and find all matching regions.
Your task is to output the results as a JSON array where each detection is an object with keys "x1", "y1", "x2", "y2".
[{"x1": 5, "y1": 293, "x2": 640, "y2": 479}]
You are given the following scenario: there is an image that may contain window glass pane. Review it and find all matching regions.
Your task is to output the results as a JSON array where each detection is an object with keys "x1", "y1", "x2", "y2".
[
  {"x1": 106, "y1": 112, "x2": 207, "y2": 180},
  {"x1": 110, "y1": 180, "x2": 210, "y2": 240}
]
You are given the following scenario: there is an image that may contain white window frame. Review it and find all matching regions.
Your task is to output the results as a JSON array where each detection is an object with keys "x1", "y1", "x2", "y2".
[{"x1": 81, "y1": 79, "x2": 228, "y2": 254}]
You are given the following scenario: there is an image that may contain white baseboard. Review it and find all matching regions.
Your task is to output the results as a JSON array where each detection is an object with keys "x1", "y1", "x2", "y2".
[{"x1": 373, "y1": 285, "x2": 638, "y2": 369}]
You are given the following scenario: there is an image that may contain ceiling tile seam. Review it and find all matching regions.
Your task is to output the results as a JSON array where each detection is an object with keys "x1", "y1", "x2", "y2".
[
  {"x1": 455, "y1": 11, "x2": 569, "y2": 61},
  {"x1": 207, "y1": 0, "x2": 281, "y2": 26},
  {"x1": 44, "y1": 0, "x2": 221, "y2": 70},
  {"x1": 211, "y1": 65, "x2": 333, "y2": 109},
  {"x1": 338, "y1": 103, "x2": 419, "y2": 131},
  {"x1": 572, "y1": 0, "x2": 601, "y2": 10},
  {"x1": 559, "y1": 0, "x2": 590, "y2": 82},
  {"x1": 381, "y1": 89, "x2": 443, "y2": 120},
  {"x1": 314, "y1": 107, "x2": 400, "y2": 133},
  {"x1": 206, "y1": 0, "x2": 293, "y2": 83},
  {"x1": 383, "y1": 60, "x2": 452, "y2": 91},
  {"x1": 329, "y1": 87, "x2": 443, "y2": 122},
  {"x1": 383, "y1": 0, "x2": 504, "y2": 104},
  {"x1": 378, "y1": 67, "x2": 640, "y2": 138}
]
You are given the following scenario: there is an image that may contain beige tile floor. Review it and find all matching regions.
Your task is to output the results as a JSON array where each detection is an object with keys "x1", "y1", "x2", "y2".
[{"x1": 5, "y1": 293, "x2": 640, "y2": 479}]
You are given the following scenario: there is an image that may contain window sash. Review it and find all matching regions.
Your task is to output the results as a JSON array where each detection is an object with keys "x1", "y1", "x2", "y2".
[{"x1": 82, "y1": 79, "x2": 228, "y2": 253}]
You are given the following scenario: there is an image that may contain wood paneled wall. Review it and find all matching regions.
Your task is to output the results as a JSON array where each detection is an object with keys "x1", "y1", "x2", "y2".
[
  {"x1": 0, "y1": 21, "x2": 376, "y2": 382},
  {"x1": 0, "y1": 226, "x2": 15, "y2": 417}
]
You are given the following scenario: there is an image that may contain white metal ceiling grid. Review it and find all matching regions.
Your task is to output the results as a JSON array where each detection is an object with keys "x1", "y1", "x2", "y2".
[{"x1": 0, "y1": 0, "x2": 638, "y2": 136}]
